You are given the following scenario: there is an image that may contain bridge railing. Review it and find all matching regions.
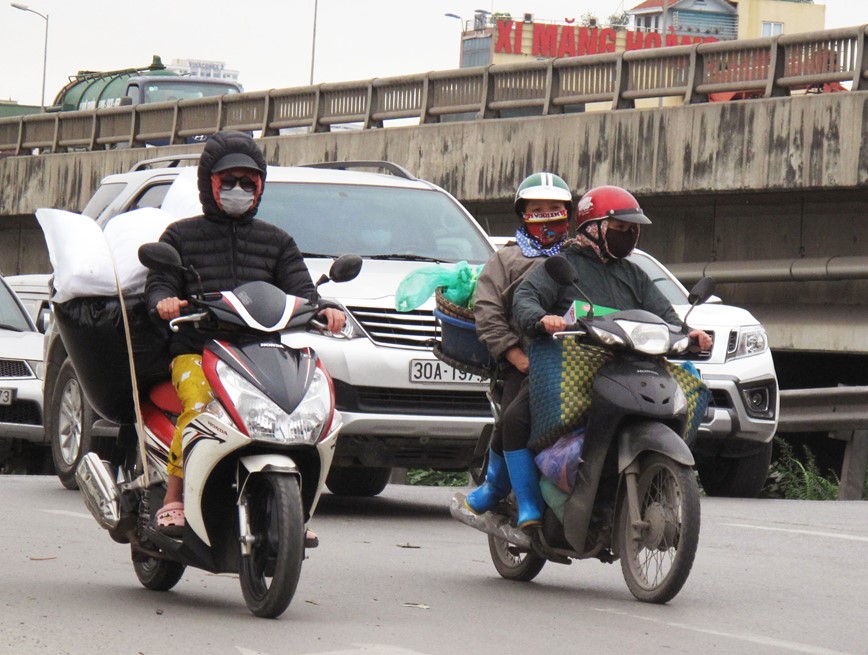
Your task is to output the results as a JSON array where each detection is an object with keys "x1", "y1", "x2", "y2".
[{"x1": 1, "y1": 25, "x2": 866, "y2": 156}]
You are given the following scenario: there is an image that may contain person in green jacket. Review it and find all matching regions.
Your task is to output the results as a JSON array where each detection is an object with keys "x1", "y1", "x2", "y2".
[{"x1": 504, "y1": 185, "x2": 712, "y2": 529}]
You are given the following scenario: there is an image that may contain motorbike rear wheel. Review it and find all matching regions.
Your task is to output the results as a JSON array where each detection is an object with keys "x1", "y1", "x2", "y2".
[
  {"x1": 488, "y1": 534, "x2": 546, "y2": 581},
  {"x1": 618, "y1": 453, "x2": 700, "y2": 604},
  {"x1": 239, "y1": 473, "x2": 304, "y2": 619},
  {"x1": 133, "y1": 556, "x2": 186, "y2": 591}
]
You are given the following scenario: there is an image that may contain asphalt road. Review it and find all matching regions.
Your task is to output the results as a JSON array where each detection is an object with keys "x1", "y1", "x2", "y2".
[{"x1": 1, "y1": 475, "x2": 866, "y2": 655}]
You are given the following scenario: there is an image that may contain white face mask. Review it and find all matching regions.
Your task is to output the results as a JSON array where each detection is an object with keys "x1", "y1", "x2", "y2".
[{"x1": 220, "y1": 187, "x2": 255, "y2": 217}]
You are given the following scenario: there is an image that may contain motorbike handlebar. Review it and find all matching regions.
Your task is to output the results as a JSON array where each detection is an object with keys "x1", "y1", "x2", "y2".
[{"x1": 168, "y1": 311, "x2": 210, "y2": 333}]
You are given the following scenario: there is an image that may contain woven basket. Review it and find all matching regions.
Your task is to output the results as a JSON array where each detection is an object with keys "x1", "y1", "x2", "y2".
[
  {"x1": 527, "y1": 339, "x2": 711, "y2": 452},
  {"x1": 435, "y1": 287, "x2": 474, "y2": 321}
]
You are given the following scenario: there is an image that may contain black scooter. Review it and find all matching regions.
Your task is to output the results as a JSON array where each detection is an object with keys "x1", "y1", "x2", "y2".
[{"x1": 452, "y1": 255, "x2": 714, "y2": 603}]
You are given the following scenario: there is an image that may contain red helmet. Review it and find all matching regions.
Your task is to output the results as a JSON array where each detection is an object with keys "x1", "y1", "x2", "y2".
[{"x1": 575, "y1": 186, "x2": 651, "y2": 228}]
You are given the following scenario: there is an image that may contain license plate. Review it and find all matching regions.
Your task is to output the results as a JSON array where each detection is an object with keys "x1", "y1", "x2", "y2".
[
  {"x1": 409, "y1": 360, "x2": 485, "y2": 384},
  {"x1": 0, "y1": 388, "x2": 15, "y2": 406}
]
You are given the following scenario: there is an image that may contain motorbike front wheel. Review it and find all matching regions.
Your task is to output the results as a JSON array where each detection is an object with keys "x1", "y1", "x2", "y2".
[
  {"x1": 618, "y1": 453, "x2": 700, "y2": 604},
  {"x1": 239, "y1": 473, "x2": 305, "y2": 619},
  {"x1": 488, "y1": 534, "x2": 546, "y2": 581}
]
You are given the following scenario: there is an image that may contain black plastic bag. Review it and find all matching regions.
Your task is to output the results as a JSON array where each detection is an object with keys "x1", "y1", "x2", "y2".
[{"x1": 53, "y1": 294, "x2": 170, "y2": 424}]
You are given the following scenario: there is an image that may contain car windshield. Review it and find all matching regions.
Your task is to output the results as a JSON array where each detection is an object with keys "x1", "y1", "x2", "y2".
[
  {"x1": 0, "y1": 281, "x2": 33, "y2": 332},
  {"x1": 257, "y1": 182, "x2": 492, "y2": 263},
  {"x1": 142, "y1": 81, "x2": 240, "y2": 102},
  {"x1": 627, "y1": 252, "x2": 689, "y2": 305}
]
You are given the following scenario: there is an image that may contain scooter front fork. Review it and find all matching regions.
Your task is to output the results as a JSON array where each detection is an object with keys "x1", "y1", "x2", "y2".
[
  {"x1": 624, "y1": 460, "x2": 650, "y2": 542},
  {"x1": 237, "y1": 495, "x2": 255, "y2": 557}
]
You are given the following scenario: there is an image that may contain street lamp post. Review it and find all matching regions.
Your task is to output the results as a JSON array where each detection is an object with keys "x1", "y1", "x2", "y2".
[
  {"x1": 444, "y1": 12, "x2": 464, "y2": 31},
  {"x1": 11, "y1": 2, "x2": 49, "y2": 109},
  {"x1": 310, "y1": 0, "x2": 318, "y2": 85}
]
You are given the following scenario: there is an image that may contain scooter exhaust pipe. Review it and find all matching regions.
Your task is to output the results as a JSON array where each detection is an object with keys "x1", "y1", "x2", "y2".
[
  {"x1": 75, "y1": 452, "x2": 121, "y2": 531},
  {"x1": 449, "y1": 492, "x2": 532, "y2": 549}
]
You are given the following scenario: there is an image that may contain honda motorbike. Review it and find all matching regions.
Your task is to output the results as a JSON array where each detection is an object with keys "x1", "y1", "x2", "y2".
[
  {"x1": 75, "y1": 242, "x2": 362, "y2": 618},
  {"x1": 452, "y1": 255, "x2": 714, "y2": 604}
]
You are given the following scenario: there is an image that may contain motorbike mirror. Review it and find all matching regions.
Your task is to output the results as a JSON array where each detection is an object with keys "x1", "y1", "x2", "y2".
[
  {"x1": 328, "y1": 254, "x2": 363, "y2": 283},
  {"x1": 544, "y1": 255, "x2": 577, "y2": 285},
  {"x1": 687, "y1": 276, "x2": 715, "y2": 306},
  {"x1": 138, "y1": 242, "x2": 184, "y2": 272}
]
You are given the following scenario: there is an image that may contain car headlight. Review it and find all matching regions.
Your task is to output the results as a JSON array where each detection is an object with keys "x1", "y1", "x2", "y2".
[
  {"x1": 613, "y1": 320, "x2": 670, "y2": 355},
  {"x1": 26, "y1": 359, "x2": 44, "y2": 380},
  {"x1": 215, "y1": 361, "x2": 332, "y2": 444},
  {"x1": 727, "y1": 326, "x2": 768, "y2": 361}
]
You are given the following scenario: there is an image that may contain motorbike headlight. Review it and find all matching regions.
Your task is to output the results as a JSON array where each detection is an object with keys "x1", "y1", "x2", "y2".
[
  {"x1": 216, "y1": 361, "x2": 332, "y2": 444},
  {"x1": 614, "y1": 320, "x2": 670, "y2": 355},
  {"x1": 590, "y1": 326, "x2": 625, "y2": 347},
  {"x1": 727, "y1": 326, "x2": 768, "y2": 361}
]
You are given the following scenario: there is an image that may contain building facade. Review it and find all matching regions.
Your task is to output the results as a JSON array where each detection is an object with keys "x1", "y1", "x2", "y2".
[{"x1": 457, "y1": 0, "x2": 825, "y2": 68}]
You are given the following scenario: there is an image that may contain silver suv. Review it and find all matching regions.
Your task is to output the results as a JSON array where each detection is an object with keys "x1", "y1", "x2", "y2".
[{"x1": 43, "y1": 157, "x2": 494, "y2": 493}]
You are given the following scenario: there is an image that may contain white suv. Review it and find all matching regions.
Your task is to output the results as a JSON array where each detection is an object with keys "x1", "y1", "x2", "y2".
[
  {"x1": 43, "y1": 158, "x2": 494, "y2": 494},
  {"x1": 629, "y1": 249, "x2": 778, "y2": 498}
]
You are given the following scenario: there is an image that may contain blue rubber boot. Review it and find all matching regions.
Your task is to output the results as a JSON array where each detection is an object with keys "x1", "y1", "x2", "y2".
[
  {"x1": 465, "y1": 451, "x2": 511, "y2": 514},
  {"x1": 504, "y1": 448, "x2": 544, "y2": 529}
]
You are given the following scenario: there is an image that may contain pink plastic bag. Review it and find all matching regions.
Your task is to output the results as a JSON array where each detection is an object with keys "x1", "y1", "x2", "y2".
[{"x1": 534, "y1": 428, "x2": 584, "y2": 493}]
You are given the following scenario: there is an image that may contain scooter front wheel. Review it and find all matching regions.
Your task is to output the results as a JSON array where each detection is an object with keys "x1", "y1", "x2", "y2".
[
  {"x1": 618, "y1": 453, "x2": 700, "y2": 603},
  {"x1": 488, "y1": 534, "x2": 546, "y2": 581},
  {"x1": 239, "y1": 473, "x2": 305, "y2": 619}
]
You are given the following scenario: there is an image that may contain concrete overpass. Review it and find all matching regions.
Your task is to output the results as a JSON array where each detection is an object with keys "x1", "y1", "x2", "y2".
[{"x1": 2, "y1": 26, "x2": 868, "y2": 387}]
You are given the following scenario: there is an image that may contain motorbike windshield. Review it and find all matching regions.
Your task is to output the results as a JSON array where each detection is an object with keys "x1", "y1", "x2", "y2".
[{"x1": 256, "y1": 182, "x2": 492, "y2": 264}]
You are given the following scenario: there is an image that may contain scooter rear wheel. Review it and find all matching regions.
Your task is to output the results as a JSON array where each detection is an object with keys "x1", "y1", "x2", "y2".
[
  {"x1": 488, "y1": 534, "x2": 546, "y2": 581},
  {"x1": 239, "y1": 473, "x2": 304, "y2": 618},
  {"x1": 618, "y1": 453, "x2": 700, "y2": 603}
]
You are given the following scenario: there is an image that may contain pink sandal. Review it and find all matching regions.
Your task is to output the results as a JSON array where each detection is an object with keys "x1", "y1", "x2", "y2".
[{"x1": 155, "y1": 501, "x2": 185, "y2": 536}]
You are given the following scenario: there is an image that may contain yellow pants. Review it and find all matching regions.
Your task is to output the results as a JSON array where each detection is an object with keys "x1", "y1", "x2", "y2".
[{"x1": 167, "y1": 354, "x2": 214, "y2": 478}]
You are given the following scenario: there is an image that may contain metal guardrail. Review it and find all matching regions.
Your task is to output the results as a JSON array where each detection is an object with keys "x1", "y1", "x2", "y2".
[
  {"x1": 1, "y1": 25, "x2": 866, "y2": 156},
  {"x1": 778, "y1": 387, "x2": 868, "y2": 500},
  {"x1": 779, "y1": 387, "x2": 868, "y2": 433}
]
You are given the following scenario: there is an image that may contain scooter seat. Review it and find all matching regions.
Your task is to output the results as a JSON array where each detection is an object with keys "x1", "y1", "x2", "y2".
[{"x1": 149, "y1": 380, "x2": 184, "y2": 415}]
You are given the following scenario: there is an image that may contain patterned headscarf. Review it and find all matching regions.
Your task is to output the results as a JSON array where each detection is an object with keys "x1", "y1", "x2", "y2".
[{"x1": 515, "y1": 227, "x2": 566, "y2": 258}]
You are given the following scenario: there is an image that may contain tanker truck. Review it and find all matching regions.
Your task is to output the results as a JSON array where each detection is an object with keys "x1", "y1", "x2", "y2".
[{"x1": 50, "y1": 55, "x2": 242, "y2": 112}]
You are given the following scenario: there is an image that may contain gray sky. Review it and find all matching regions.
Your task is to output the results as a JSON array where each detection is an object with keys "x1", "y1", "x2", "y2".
[{"x1": 1, "y1": 1, "x2": 865, "y2": 107}]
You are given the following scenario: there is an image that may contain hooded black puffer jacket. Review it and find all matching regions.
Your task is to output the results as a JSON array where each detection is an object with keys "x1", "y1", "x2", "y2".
[{"x1": 145, "y1": 131, "x2": 316, "y2": 356}]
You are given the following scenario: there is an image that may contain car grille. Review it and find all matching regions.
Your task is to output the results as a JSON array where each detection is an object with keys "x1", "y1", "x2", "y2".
[
  {"x1": 0, "y1": 359, "x2": 31, "y2": 378},
  {"x1": 334, "y1": 381, "x2": 491, "y2": 417},
  {"x1": 346, "y1": 306, "x2": 438, "y2": 349},
  {"x1": 0, "y1": 400, "x2": 41, "y2": 425}
]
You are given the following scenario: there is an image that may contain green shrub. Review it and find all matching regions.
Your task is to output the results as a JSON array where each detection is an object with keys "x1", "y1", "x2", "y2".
[
  {"x1": 406, "y1": 469, "x2": 469, "y2": 487},
  {"x1": 764, "y1": 437, "x2": 840, "y2": 500}
]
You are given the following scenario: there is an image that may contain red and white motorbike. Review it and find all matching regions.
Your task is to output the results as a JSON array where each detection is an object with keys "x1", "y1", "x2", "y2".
[{"x1": 76, "y1": 242, "x2": 361, "y2": 618}]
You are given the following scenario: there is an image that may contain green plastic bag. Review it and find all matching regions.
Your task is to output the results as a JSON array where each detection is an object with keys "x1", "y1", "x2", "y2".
[{"x1": 395, "y1": 261, "x2": 482, "y2": 312}]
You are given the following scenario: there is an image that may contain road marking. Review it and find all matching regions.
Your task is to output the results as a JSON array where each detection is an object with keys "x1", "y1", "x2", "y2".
[
  {"x1": 41, "y1": 509, "x2": 92, "y2": 520},
  {"x1": 724, "y1": 523, "x2": 868, "y2": 543},
  {"x1": 237, "y1": 646, "x2": 431, "y2": 655},
  {"x1": 593, "y1": 608, "x2": 852, "y2": 654}
]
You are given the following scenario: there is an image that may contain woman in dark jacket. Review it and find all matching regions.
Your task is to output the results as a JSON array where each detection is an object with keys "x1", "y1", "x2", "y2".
[{"x1": 145, "y1": 131, "x2": 344, "y2": 535}]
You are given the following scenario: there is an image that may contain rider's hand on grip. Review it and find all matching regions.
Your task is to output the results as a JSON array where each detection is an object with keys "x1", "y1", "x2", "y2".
[{"x1": 156, "y1": 297, "x2": 189, "y2": 321}]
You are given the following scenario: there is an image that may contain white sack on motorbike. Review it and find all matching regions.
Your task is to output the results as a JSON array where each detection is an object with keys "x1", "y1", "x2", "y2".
[{"x1": 36, "y1": 207, "x2": 180, "y2": 303}]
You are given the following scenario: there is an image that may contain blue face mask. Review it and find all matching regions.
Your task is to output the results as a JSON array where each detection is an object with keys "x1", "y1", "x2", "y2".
[{"x1": 220, "y1": 186, "x2": 255, "y2": 217}]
